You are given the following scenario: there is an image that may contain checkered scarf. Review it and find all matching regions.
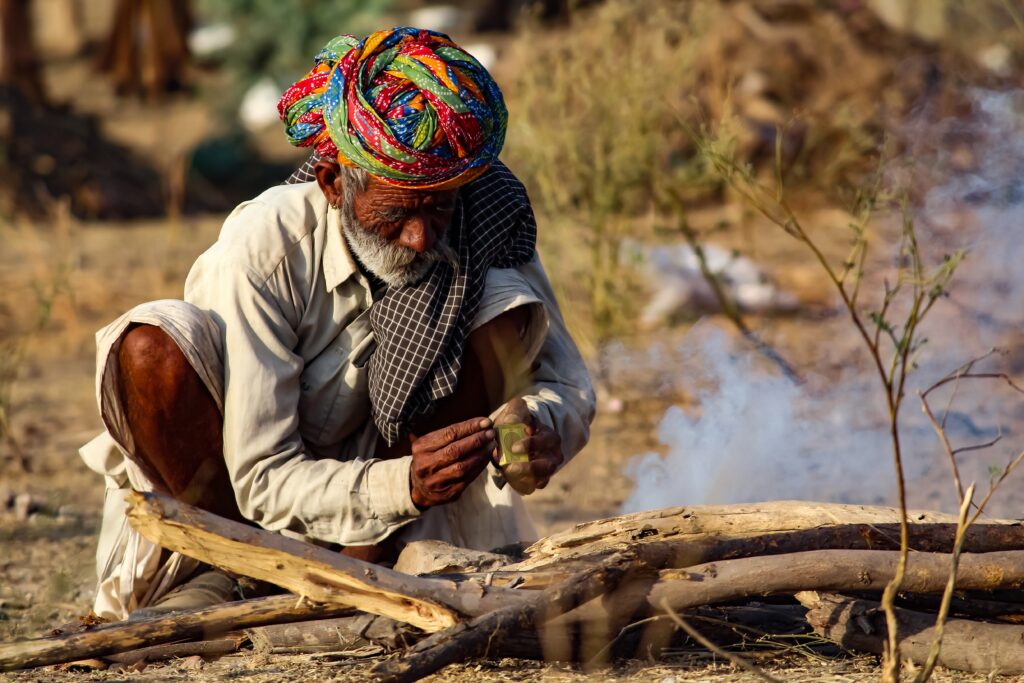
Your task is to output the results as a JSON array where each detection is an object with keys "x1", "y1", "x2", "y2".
[{"x1": 287, "y1": 154, "x2": 537, "y2": 445}]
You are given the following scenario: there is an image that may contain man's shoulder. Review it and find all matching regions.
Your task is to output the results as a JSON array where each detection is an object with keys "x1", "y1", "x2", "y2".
[{"x1": 205, "y1": 182, "x2": 327, "y2": 281}]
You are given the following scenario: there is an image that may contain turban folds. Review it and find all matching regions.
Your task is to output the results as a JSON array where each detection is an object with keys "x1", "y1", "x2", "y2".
[{"x1": 278, "y1": 27, "x2": 507, "y2": 190}]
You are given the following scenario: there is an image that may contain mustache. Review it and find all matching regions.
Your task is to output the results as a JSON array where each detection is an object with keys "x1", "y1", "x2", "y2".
[
  {"x1": 340, "y1": 202, "x2": 461, "y2": 287},
  {"x1": 370, "y1": 232, "x2": 459, "y2": 270},
  {"x1": 418, "y1": 240, "x2": 459, "y2": 269}
]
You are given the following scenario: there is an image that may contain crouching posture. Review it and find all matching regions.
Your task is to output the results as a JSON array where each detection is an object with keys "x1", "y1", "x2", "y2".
[{"x1": 79, "y1": 27, "x2": 594, "y2": 620}]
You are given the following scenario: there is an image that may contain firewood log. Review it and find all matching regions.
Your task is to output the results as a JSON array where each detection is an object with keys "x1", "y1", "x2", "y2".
[
  {"x1": 799, "y1": 591, "x2": 1024, "y2": 674},
  {"x1": 547, "y1": 548, "x2": 1024, "y2": 632},
  {"x1": 372, "y1": 551, "x2": 648, "y2": 683},
  {"x1": 126, "y1": 491, "x2": 524, "y2": 632},
  {"x1": 517, "y1": 501, "x2": 1024, "y2": 571},
  {"x1": 0, "y1": 595, "x2": 349, "y2": 672}
]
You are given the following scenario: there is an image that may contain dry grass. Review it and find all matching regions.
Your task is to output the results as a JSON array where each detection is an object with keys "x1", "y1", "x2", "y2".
[
  {"x1": 500, "y1": 1, "x2": 713, "y2": 346},
  {"x1": 495, "y1": 0, "x2": 1020, "y2": 350}
]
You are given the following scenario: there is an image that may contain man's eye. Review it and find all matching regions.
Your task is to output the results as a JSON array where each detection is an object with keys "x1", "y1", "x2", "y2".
[{"x1": 375, "y1": 209, "x2": 407, "y2": 222}]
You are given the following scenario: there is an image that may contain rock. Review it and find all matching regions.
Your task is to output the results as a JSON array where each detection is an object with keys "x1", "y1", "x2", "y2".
[
  {"x1": 57, "y1": 505, "x2": 83, "y2": 522},
  {"x1": 976, "y1": 44, "x2": 1012, "y2": 78},
  {"x1": 394, "y1": 540, "x2": 511, "y2": 576},
  {"x1": 238, "y1": 78, "x2": 283, "y2": 134},
  {"x1": 621, "y1": 239, "x2": 800, "y2": 329},
  {"x1": 605, "y1": 397, "x2": 624, "y2": 414},
  {"x1": 179, "y1": 655, "x2": 205, "y2": 670},
  {"x1": 407, "y1": 5, "x2": 465, "y2": 35},
  {"x1": 189, "y1": 23, "x2": 236, "y2": 59},
  {"x1": 866, "y1": 0, "x2": 948, "y2": 42},
  {"x1": 12, "y1": 492, "x2": 41, "y2": 521},
  {"x1": 463, "y1": 42, "x2": 498, "y2": 71}
]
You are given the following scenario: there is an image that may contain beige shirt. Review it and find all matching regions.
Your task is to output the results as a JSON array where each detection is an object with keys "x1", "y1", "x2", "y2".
[{"x1": 178, "y1": 180, "x2": 595, "y2": 548}]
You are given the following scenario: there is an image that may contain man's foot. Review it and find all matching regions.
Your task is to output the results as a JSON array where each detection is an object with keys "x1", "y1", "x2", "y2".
[{"x1": 127, "y1": 569, "x2": 237, "y2": 621}]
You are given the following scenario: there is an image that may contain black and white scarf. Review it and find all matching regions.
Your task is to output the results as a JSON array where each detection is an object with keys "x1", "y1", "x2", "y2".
[{"x1": 287, "y1": 155, "x2": 537, "y2": 445}]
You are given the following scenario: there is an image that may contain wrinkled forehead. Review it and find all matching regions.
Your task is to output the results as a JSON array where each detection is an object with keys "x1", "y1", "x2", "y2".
[{"x1": 361, "y1": 173, "x2": 459, "y2": 208}]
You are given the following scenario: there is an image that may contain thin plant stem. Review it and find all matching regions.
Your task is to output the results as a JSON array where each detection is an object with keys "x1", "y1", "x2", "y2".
[
  {"x1": 666, "y1": 189, "x2": 802, "y2": 383},
  {"x1": 659, "y1": 598, "x2": 783, "y2": 683},
  {"x1": 688, "y1": 121, "x2": 970, "y2": 681},
  {"x1": 969, "y1": 448, "x2": 1024, "y2": 528},
  {"x1": 912, "y1": 483, "x2": 975, "y2": 683}
]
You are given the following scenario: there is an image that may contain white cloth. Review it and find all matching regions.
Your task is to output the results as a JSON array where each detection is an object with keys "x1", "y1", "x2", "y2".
[{"x1": 80, "y1": 181, "x2": 595, "y2": 620}]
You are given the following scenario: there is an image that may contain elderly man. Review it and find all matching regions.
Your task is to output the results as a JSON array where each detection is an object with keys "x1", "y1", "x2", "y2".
[{"x1": 79, "y1": 27, "x2": 594, "y2": 620}]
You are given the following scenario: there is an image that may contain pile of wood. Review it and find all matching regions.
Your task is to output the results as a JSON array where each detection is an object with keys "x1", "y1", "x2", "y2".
[{"x1": 4, "y1": 492, "x2": 1024, "y2": 680}]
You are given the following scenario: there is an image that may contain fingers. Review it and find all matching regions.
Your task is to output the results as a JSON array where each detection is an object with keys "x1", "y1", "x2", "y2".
[
  {"x1": 510, "y1": 431, "x2": 561, "y2": 457},
  {"x1": 529, "y1": 455, "x2": 560, "y2": 481},
  {"x1": 413, "y1": 417, "x2": 492, "y2": 453},
  {"x1": 414, "y1": 430, "x2": 497, "y2": 481},
  {"x1": 494, "y1": 397, "x2": 532, "y2": 426},
  {"x1": 437, "y1": 429, "x2": 497, "y2": 467},
  {"x1": 503, "y1": 450, "x2": 561, "y2": 495},
  {"x1": 434, "y1": 447, "x2": 491, "y2": 487},
  {"x1": 502, "y1": 462, "x2": 537, "y2": 495},
  {"x1": 412, "y1": 447, "x2": 491, "y2": 507}
]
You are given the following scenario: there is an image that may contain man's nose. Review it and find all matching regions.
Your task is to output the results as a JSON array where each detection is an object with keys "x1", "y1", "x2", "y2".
[{"x1": 398, "y1": 214, "x2": 437, "y2": 253}]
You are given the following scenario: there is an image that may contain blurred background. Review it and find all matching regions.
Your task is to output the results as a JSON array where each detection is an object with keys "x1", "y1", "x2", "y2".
[{"x1": 1, "y1": 0, "x2": 1023, "y2": 638}]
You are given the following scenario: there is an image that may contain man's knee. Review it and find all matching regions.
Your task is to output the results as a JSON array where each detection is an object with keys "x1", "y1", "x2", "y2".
[{"x1": 118, "y1": 324, "x2": 193, "y2": 394}]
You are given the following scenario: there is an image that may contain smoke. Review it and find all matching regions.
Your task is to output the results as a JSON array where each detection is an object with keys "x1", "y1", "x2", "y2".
[
  {"x1": 622, "y1": 325, "x2": 898, "y2": 513},
  {"x1": 623, "y1": 88, "x2": 1024, "y2": 516}
]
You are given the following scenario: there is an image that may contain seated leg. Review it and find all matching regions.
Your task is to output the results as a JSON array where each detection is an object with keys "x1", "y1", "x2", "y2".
[{"x1": 117, "y1": 323, "x2": 242, "y2": 522}]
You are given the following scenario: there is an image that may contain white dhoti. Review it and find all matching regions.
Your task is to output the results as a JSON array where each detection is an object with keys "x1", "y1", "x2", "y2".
[{"x1": 80, "y1": 295, "x2": 541, "y2": 621}]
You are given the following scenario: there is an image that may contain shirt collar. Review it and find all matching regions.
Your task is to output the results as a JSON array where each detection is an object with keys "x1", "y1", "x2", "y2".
[{"x1": 322, "y1": 203, "x2": 361, "y2": 292}]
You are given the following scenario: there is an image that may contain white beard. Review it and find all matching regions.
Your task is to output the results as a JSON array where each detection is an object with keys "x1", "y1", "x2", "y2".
[{"x1": 339, "y1": 202, "x2": 458, "y2": 289}]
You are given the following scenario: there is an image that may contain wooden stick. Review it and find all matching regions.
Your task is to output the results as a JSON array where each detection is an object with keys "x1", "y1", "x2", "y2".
[
  {"x1": 0, "y1": 595, "x2": 350, "y2": 672},
  {"x1": 372, "y1": 552, "x2": 646, "y2": 683},
  {"x1": 657, "y1": 598, "x2": 782, "y2": 683},
  {"x1": 106, "y1": 635, "x2": 245, "y2": 664},
  {"x1": 126, "y1": 491, "x2": 522, "y2": 632},
  {"x1": 518, "y1": 501, "x2": 1024, "y2": 571},
  {"x1": 247, "y1": 614, "x2": 417, "y2": 654},
  {"x1": 896, "y1": 592, "x2": 1024, "y2": 621},
  {"x1": 544, "y1": 548, "x2": 1024, "y2": 634},
  {"x1": 453, "y1": 519, "x2": 1024, "y2": 591},
  {"x1": 649, "y1": 548, "x2": 1024, "y2": 610},
  {"x1": 799, "y1": 591, "x2": 1024, "y2": 674}
]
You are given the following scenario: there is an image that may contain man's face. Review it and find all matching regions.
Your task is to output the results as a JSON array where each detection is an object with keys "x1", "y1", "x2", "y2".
[
  {"x1": 351, "y1": 175, "x2": 459, "y2": 255},
  {"x1": 315, "y1": 160, "x2": 459, "y2": 288}
]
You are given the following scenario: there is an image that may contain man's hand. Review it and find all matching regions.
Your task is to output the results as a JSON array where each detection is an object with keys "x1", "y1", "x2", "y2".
[
  {"x1": 494, "y1": 398, "x2": 563, "y2": 495},
  {"x1": 409, "y1": 417, "x2": 497, "y2": 509}
]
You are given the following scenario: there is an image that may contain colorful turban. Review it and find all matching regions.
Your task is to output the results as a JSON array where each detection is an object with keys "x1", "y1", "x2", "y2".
[{"x1": 278, "y1": 27, "x2": 507, "y2": 190}]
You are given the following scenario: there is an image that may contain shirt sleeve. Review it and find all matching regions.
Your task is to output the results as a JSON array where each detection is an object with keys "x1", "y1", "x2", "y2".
[
  {"x1": 510, "y1": 256, "x2": 597, "y2": 464},
  {"x1": 186, "y1": 224, "x2": 420, "y2": 547}
]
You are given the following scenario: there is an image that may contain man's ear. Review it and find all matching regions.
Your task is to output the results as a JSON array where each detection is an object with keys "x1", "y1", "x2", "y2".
[{"x1": 313, "y1": 159, "x2": 345, "y2": 208}]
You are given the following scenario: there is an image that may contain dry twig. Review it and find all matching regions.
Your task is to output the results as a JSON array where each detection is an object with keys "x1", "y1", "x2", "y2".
[{"x1": 659, "y1": 598, "x2": 782, "y2": 683}]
